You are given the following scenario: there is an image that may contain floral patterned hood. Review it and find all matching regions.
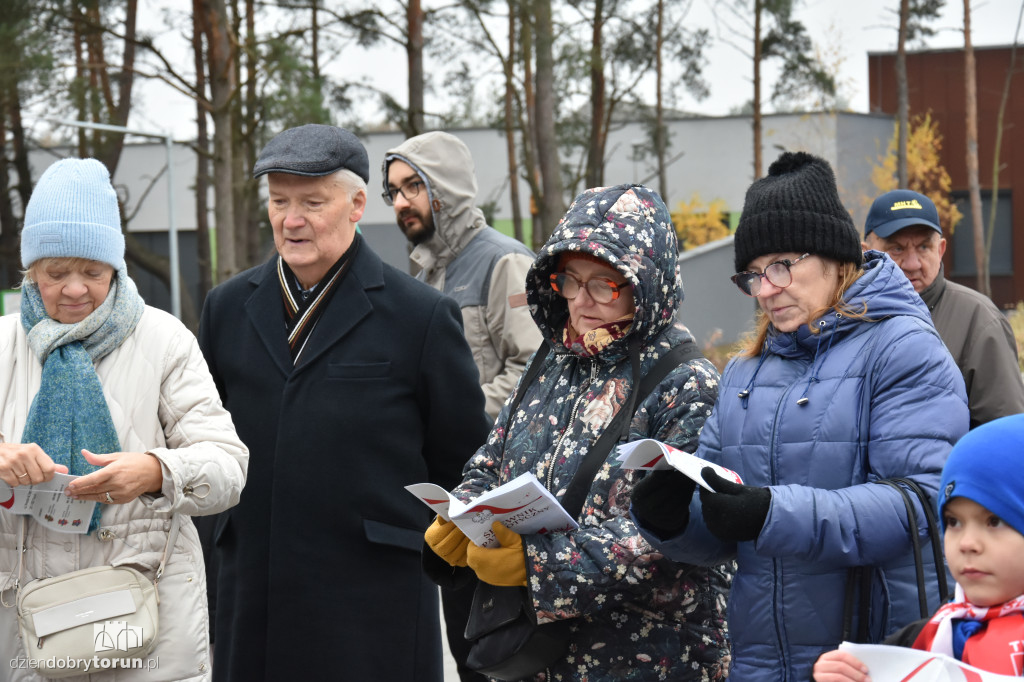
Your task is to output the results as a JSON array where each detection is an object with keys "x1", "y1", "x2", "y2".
[{"x1": 526, "y1": 184, "x2": 682, "y2": 361}]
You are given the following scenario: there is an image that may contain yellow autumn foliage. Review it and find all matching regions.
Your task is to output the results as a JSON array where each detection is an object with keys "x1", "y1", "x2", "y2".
[
  {"x1": 872, "y1": 112, "x2": 963, "y2": 234},
  {"x1": 672, "y1": 194, "x2": 730, "y2": 251},
  {"x1": 1008, "y1": 302, "x2": 1024, "y2": 373}
]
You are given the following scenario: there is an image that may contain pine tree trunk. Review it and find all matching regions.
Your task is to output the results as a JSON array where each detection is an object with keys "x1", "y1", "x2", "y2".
[
  {"x1": 753, "y1": 0, "x2": 763, "y2": 180},
  {"x1": 505, "y1": 1, "x2": 524, "y2": 243},
  {"x1": 897, "y1": 0, "x2": 910, "y2": 188},
  {"x1": 407, "y1": 0, "x2": 424, "y2": 137},
  {"x1": 656, "y1": 0, "x2": 667, "y2": 201},
  {"x1": 585, "y1": 0, "x2": 605, "y2": 188},
  {"x1": 534, "y1": 0, "x2": 565, "y2": 246},
  {"x1": 963, "y1": 0, "x2": 988, "y2": 295}
]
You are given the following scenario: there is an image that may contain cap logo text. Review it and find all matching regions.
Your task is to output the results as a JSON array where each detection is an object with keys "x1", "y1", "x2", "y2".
[{"x1": 890, "y1": 200, "x2": 923, "y2": 211}]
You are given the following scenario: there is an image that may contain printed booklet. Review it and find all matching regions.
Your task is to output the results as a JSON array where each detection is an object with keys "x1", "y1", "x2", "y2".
[
  {"x1": 616, "y1": 439, "x2": 743, "y2": 491},
  {"x1": 406, "y1": 472, "x2": 579, "y2": 548},
  {"x1": 838, "y1": 641, "x2": 1021, "y2": 680},
  {"x1": 0, "y1": 473, "x2": 96, "y2": 534}
]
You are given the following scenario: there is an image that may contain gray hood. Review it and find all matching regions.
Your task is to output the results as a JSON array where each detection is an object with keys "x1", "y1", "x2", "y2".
[{"x1": 383, "y1": 131, "x2": 487, "y2": 285}]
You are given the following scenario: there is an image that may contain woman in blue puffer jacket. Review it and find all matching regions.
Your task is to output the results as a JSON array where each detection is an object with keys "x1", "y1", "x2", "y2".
[
  {"x1": 632, "y1": 152, "x2": 969, "y2": 681},
  {"x1": 424, "y1": 184, "x2": 732, "y2": 680}
]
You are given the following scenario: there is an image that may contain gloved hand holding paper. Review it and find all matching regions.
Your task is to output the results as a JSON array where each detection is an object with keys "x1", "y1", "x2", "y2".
[
  {"x1": 616, "y1": 439, "x2": 742, "y2": 492},
  {"x1": 406, "y1": 472, "x2": 579, "y2": 548}
]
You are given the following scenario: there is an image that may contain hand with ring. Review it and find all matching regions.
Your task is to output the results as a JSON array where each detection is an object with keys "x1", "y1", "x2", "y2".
[
  {"x1": 0, "y1": 443, "x2": 68, "y2": 487},
  {"x1": 64, "y1": 450, "x2": 164, "y2": 506}
]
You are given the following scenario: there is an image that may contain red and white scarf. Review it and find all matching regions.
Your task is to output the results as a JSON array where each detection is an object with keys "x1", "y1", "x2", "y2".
[{"x1": 913, "y1": 584, "x2": 1024, "y2": 675}]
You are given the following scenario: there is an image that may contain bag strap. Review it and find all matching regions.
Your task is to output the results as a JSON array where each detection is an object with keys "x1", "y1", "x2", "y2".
[
  {"x1": 502, "y1": 342, "x2": 552, "y2": 434},
  {"x1": 889, "y1": 477, "x2": 949, "y2": 603},
  {"x1": 876, "y1": 480, "x2": 929, "y2": 617},
  {"x1": 154, "y1": 514, "x2": 182, "y2": 604},
  {"x1": 841, "y1": 478, "x2": 948, "y2": 641},
  {"x1": 560, "y1": 338, "x2": 705, "y2": 519},
  {"x1": 7, "y1": 512, "x2": 181, "y2": 603}
]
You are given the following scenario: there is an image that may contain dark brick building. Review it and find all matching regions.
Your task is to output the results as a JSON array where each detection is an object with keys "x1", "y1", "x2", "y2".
[{"x1": 869, "y1": 44, "x2": 1023, "y2": 308}]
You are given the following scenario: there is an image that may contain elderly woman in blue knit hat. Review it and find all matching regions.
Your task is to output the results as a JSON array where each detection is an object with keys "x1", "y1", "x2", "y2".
[
  {"x1": 0, "y1": 158, "x2": 248, "y2": 681},
  {"x1": 631, "y1": 151, "x2": 970, "y2": 680}
]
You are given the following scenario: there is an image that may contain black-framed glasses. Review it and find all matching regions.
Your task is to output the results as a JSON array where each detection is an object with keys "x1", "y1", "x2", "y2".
[
  {"x1": 549, "y1": 272, "x2": 630, "y2": 304},
  {"x1": 381, "y1": 179, "x2": 426, "y2": 206},
  {"x1": 731, "y1": 253, "x2": 812, "y2": 296}
]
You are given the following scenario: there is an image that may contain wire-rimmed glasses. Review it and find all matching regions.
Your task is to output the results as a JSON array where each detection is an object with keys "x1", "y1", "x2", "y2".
[{"x1": 731, "y1": 253, "x2": 812, "y2": 296}]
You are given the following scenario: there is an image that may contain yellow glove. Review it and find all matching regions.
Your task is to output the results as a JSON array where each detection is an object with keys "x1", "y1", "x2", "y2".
[
  {"x1": 425, "y1": 516, "x2": 470, "y2": 567},
  {"x1": 466, "y1": 521, "x2": 528, "y2": 587}
]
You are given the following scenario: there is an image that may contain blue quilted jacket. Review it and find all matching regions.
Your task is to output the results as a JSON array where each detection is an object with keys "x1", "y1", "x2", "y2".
[{"x1": 642, "y1": 251, "x2": 969, "y2": 681}]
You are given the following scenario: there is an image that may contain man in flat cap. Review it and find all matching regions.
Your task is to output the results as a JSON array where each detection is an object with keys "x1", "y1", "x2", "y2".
[
  {"x1": 863, "y1": 188, "x2": 1024, "y2": 427},
  {"x1": 198, "y1": 124, "x2": 491, "y2": 681}
]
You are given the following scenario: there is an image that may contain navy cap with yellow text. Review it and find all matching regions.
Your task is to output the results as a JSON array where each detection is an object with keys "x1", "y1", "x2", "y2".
[{"x1": 865, "y1": 189, "x2": 942, "y2": 239}]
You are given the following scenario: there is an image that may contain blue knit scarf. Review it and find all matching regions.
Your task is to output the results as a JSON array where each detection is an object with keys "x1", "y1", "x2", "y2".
[{"x1": 20, "y1": 271, "x2": 145, "y2": 533}]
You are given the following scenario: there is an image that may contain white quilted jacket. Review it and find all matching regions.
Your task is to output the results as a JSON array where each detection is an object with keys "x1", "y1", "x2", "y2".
[{"x1": 0, "y1": 306, "x2": 249, "y2": 681}]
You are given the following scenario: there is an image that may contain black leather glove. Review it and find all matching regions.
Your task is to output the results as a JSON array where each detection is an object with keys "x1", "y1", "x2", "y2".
[
  {"x1": 631, "y1": 469, "x2": 697, "y2": 538},
  {"x1": 699, "y1": 467, "x2": 771, "y2": 542}
]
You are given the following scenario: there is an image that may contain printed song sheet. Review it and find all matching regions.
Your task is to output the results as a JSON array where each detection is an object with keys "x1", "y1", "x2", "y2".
[
  {"x1": 406, "y1": 472, "x2": 579, "y2": 548},
  {"x1": 616, "y1": 439, "x2": 743, "y2": 491},
  {"x1": 0, "y1": 473, "x2": 96, "y2": 534},
  {"x1": 838, "y1": 642, "x2": 1022, "y2": 681}
]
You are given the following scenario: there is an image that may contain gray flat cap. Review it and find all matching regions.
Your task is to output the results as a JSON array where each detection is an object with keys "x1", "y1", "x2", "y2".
[{"x1": 253, "y1": 124, "x2": 370, "y2": 182}]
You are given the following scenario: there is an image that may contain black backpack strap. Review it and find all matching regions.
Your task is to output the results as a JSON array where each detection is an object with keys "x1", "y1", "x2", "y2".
[
  {"x1": 502, "y1": 342, "x2": 551, "y2": 435},
  {"x1": 560, "y1": 338, "x2": 706, "y2": 519},
  {"x1": 637, "y1": 339, "x2": 704, "y2": 397}
]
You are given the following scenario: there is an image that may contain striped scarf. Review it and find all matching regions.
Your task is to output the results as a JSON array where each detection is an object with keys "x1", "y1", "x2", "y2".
[
  {"x1": 20, "y1": 271, "x2": 145, "y2": 533},
  {"x1": 279, "y1": 233, "x2": 360, "y2": 364}
]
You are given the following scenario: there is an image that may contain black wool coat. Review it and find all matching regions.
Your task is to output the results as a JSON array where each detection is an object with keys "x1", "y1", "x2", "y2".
[{"x1": 198, "y1": 242, "x2": 491, "y2": 681}]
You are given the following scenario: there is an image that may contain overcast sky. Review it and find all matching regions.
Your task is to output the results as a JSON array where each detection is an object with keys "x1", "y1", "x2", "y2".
[{"x1": 124, "y1": 0, "x2": 1022, "y2": 140}]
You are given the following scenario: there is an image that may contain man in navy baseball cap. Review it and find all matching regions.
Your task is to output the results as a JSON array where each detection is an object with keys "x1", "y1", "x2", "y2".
[
  {"x1": 863, "y1": 189, "x2": 1024, "y2": 428},
  {"x1": 864, "y1": 188, "x2": 942, "y2": 241}
]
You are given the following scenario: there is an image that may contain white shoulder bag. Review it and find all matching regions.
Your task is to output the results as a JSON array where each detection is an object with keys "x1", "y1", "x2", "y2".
[{"x1": 10, "y1": 515, "x2": 180, "y2": 679}]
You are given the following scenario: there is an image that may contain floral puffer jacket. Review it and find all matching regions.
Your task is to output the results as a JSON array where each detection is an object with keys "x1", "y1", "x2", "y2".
[{"x1": 453, "y1": 184, "x2": 732, "y2": 681}]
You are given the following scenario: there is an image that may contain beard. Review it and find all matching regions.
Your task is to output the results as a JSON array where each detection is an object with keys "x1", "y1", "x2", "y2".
[{"x1": 397, "y1": 207, "x2": 435, "y2": 245}]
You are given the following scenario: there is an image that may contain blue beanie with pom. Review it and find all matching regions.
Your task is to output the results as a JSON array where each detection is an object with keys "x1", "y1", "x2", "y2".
[
  {"x1": 940, "y1": 414, "x2": 1024, "y2": 536},
  {"x1": 21, "y1": 158, "x2": 126, "y2": 272}
]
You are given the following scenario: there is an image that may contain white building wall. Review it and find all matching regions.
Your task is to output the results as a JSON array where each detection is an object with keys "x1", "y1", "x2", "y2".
[{"x1": 22, "y1": 111, "x2": 894, "y2": 343}]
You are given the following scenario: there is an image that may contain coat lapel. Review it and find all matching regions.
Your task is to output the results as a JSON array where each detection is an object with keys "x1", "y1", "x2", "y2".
[
  {"x1": 291, "y1": 243, "x2": 385, "y2": 373},
  {"x1": 244, "y1": 260, "x2": 294, "y2": 377}
]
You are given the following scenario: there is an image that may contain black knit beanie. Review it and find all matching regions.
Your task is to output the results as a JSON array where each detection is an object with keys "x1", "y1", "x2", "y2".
[{"x1": 733, "y1": 151, "x2": 862, "y2": 272}]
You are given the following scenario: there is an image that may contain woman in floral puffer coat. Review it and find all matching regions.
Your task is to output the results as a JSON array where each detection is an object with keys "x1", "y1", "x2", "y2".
[{"x1": 426, "y1": 184, "x2": 732, "y2": 681}]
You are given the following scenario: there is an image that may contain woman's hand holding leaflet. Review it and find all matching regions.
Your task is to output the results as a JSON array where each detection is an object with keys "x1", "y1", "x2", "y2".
[
  {"x1": 425, "y1": 516, "x2": 471, "y2": 567},
  {"x1": 466, "y1": 521, "x2": 528, "y2": 587},
  {"x1": 631, "y1": 469, "x2": 696, "y2": 538},
  {"x1": 699, "y1": 467, "x2": 771, "y2": 542}
]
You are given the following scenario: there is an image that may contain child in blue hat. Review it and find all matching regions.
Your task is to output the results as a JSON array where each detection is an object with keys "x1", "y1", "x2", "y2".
[{"x1": 814, "y1": 413, "x2": 1024, "y2": 679}]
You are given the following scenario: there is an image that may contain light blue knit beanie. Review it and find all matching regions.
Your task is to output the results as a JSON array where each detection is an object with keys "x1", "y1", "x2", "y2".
[{"x1": 21, "y1": 158, "x2": 126, "y2": 271}]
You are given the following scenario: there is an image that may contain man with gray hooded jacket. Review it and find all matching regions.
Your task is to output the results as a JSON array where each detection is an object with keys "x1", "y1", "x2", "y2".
[{"x1": 383, "y1": 131, "x2": 541, "y2": 420}]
